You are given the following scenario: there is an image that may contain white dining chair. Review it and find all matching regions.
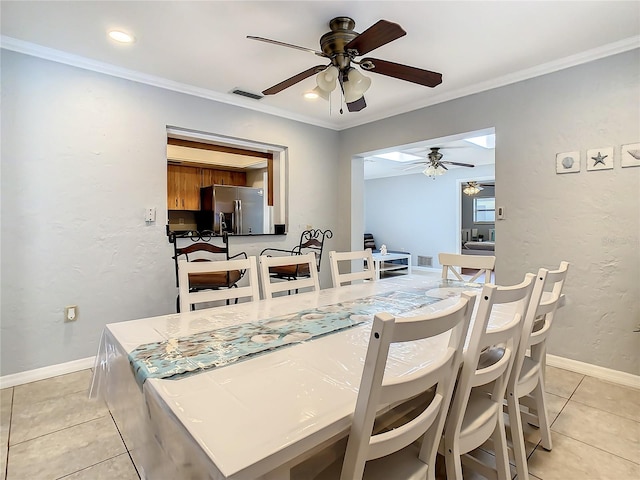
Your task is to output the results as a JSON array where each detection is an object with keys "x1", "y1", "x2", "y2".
[
  {"x1": 329, "y1": 249, "x2": 375, "y2": 287},
  {"x1": 439, "y1": 252, "x2": 496, "y2": 284},
  {"x1": 178, "y1": 256, "x2": 260, "y2": 312},
  {"x1": 259, "y1": 252, "x2": 320, "y2": 298},
  {"x1": 506, "y1": 261, "x2": 569, "y2": 480},
  {"x1": 312, "y1": 293, "x2": 477, "y2": 480},
  {"x1": 442, "y1": 273, "x2": 535, "y2": 480}
]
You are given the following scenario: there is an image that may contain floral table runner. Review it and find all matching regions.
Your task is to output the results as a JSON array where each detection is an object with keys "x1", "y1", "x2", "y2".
[{"x1": 128, "y1": 280, "x2": 479, "y2": 386}]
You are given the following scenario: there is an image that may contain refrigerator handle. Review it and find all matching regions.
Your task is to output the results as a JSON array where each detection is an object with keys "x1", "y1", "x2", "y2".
[
  {"x1": 218, "y1": 212, "x2": 225, "y2": 236},
  {"x1": 236, "y1": 200, "x2": 242, "y2": 235}
]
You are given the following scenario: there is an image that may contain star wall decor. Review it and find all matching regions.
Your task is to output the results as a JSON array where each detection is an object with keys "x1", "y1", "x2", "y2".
[
  {"x1": 621, "y1": 143, "x2": 640, "y2": 168},
  {"x1": 555, "y1": 151, "x2": 580, "y2": 174},
  {"x1": 586, "y1": 147, "x2": 614, "y2": 171}
]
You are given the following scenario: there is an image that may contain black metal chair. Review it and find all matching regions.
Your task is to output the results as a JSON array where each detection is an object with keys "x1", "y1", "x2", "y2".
[
  {"x1": 260, "y1": 229, "x2": 333, "y2": 283},
  {"x1": 170, "y1": 231, "x2": 248, "y2": 312}
]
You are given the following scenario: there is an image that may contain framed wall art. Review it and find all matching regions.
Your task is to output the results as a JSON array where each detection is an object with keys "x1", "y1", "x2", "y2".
[
  {"x1": 621, "y1": 143, "x2": 640, "y2": 168},
  {"x1": 556, "y1": 151, "x2": 580, "y2": 174},
  {"x1": 586, "y1": 147, "x2": 614, "y2": 171}
]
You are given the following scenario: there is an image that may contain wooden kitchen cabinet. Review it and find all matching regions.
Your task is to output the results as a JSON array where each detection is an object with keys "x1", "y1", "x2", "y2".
[
  {"x1": 167, "y1": 165, "x2": 201, "y2": 210},
  {"x1": 201, "y1": 169, "x2": 246, "y2": 187},
  {"x1": 168, "y1": 165, "x2": 249, "y2": 210}
]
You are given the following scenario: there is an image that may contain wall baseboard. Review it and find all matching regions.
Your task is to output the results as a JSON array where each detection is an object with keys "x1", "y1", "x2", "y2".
[
  {"x1": 0, "y1": 356, "x2": 95, "y2": 389},
  {"x1": 1, "y1": 353, "x2": 637, "y2": 391},
  {"x1": 547, "y1": 354, "x2": 640, "y2": 390}
]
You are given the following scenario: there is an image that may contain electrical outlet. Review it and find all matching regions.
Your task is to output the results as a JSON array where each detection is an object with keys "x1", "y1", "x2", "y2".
[
  {"x1": 65, "y1": 305, "x2": 78, "y2": 322},
  {"x1": 144, "y1": 207, "x2": 156, "y2": 223}
]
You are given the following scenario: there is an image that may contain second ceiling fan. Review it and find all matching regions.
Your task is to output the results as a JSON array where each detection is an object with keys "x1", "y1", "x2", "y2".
[
  {"x1": 248, "y1": 17, "x2": 443, "y2": 112},
  {"x1": 404, "y1": 147, "x2": 475, "y2": 177}
]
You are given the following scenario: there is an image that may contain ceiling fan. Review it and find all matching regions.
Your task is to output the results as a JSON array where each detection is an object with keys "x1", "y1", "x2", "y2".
[
  {"x1": 247, "y1": 17, "x2": 442, "y2": 112},
  {"x1": 404, "y1": 147, "x2": 475, "y2": 177},
  {"x1": 462, "y1": 181, "x2": 493, "y2": 195}
]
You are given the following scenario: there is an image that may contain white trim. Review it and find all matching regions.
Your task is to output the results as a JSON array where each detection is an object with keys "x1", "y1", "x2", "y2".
[
  {"x1": 0, "y1": 356, "x2": 95, "y2": 389},
  {"x1": 547, "y1": 354, "x2": 640, "y2": 390},
  {"x1": 2, "y1": 34, "x2": 638, "y2": 132}
]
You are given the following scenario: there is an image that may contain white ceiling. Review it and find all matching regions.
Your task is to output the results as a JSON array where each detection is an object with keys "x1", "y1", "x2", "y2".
[
  {"x1": 2, "y1": 1, "x2": 638, "y2": 132},
  {"x1": 363, "y1": 133, "x2": 496, "y2": 180}
]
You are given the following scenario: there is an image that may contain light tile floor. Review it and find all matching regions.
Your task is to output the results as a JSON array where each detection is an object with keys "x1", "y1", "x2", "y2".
[{"x1": 0, "y1": 365, "x2": 638, "y2": 479}]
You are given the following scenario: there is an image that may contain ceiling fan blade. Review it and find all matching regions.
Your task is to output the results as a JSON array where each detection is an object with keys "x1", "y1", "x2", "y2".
[
  {"x1": 402, "y1": 163, "x2": 427, "y2": 171},
  {"x1": 247, "y1": 36, "x2": 326, "y2": 57},
  {"x1": 347, "y1": 96, "x2": 367, "y2": 112},
  {"x1": 262, "y1": 65, "x2": 327, "y2": 95},
  {"x1": 439, "y1": 163, "x2": 449, "y2": 171},
  {"x1": 361, "y1": 57, "x2": 442, "y2": 87},
  {"x1": 441, "y1": 161, "x2": 475, "y2": 168},
  {"x1": 344, "y1": 20, "x2": 406, "y2": 56}
]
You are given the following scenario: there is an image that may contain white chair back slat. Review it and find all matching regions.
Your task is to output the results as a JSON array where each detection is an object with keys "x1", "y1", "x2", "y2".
[
  {"x1": 442, "y1": 273, "x2": 535, "y2": 480},
  {"x1": 337, "y1": 293, "x2": 477, "y2": 480},
  {"x1": 178, "y1": 256, "x2": 260, "y2": 312},
  {"x1": 329, "y1": 249, "x2": 375, "y2": 287},
  {"x1": 439, "y1": 252, "x2": 496, "y2": 284},
  {"x1": 506, "y1": 261, "x2": 569, "y2": 480},
  {"x1": 259, "y1": 252, "x2": 320, "y2": 298}
]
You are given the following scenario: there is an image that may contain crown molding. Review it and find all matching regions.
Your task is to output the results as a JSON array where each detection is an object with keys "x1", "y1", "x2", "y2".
[
  {"x1": 2, "y1": 35, "x2": 638, "y2": 132},
  {"x1": 342, "y1": 36, "x2": 640, "y2": 129},
  {"x1": 0, "y1": 35, "x2": 337, "y2": 130}
]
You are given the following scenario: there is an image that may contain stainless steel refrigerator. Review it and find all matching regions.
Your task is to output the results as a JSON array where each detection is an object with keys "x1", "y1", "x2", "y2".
[{"x1": 198, "y1": 185, "x2": 265, "y2": 235}]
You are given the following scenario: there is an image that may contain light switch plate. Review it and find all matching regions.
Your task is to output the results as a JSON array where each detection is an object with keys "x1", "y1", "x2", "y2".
[{"x1": 497, "y1": 206, "x2": 505, "y2": 220}]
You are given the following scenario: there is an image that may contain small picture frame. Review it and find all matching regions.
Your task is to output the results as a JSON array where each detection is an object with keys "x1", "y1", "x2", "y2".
[
  {"x1": 621, "y1": 143, "x2": 640, "y2": 168},
  {"x1": 556, "y1": 151, "x2": 580, "y2": 174},
  {"x1": 586, "y1": 147, "x2": 614, "y2": 171}
]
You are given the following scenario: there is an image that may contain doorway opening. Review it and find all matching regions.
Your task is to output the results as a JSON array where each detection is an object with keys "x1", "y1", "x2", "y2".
[{"x1": 360, "y1": 127, "x2": 495, "y2": 272}]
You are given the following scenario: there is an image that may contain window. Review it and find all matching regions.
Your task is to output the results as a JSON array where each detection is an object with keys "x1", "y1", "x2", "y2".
[{"x1": 473, "y1": 197, "x2": 495, "y2": 223}]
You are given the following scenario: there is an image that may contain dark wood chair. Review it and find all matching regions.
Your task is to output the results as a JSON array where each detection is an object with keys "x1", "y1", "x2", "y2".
[
  {"x1": 260, "y1": 229, "x2": 333, "y2": 282},
  {"x1": 170, "y1": 232, "x2": 248, "y2": 312}
]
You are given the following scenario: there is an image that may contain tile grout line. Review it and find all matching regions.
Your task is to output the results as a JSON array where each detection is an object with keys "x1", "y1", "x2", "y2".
[
  {"x1": 108, "y1": 411, "x2": 142, "y2": 479},
  {"x1": 7, "y1": 412, "x2": 110, "y2": 448},
  {"x1": 53, "y1": 452, "x2": 134, "y2": 480},
  {"x1": 3, "y1": 388, "x2": 14, "y2": 480},
  {"x1": 544, "y1": 430, "x2": 640, "y2": 467},
  {"x1": 564, "y1": 396, "x2": 640, "y2": 424}
]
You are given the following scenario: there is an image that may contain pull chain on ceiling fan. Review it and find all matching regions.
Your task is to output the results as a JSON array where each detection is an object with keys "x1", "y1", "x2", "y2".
[{"x1": 247, "y1": 17, "x2": 443, "y2": 113}]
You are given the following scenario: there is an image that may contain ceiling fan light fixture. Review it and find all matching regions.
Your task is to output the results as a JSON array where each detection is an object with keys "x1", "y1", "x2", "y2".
[
  {"x1": 316, "y1": 66, "x2": 339, "y2": 92},
  {"x1": 308, "y1": 86, "x2": 330, "y2": 101},
  {"x1": 463, "y1": 182, "x2": 484, "y2": 195},
  {"x1": 343, "y1": 67, "x2": 371, "y2": 103},
  {"x1": 423, "y1": 164, "x2": 445, "y2": 178}
]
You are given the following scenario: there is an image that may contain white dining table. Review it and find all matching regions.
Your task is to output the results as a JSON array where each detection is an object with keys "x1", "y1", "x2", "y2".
[{"x1": 90, "y1": 272, "x2": 512, "y2": 480}]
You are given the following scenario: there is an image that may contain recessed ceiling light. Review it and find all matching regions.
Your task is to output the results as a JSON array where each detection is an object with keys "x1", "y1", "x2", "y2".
[
  {"x1": 303, "y1": 91, "x2": 319, "y2": 100},
  {"x1": 108, "y1": 30, "x2": 135, "y2": 44}
]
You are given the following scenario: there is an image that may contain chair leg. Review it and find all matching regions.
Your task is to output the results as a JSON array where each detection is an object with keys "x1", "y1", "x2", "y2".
[
  {"x1": 507, "y1": 390, "x2": 530, "y2": 480},
  {"x1": 418, "y1": 420, "x2": 441, "y2": 480},
  {"x1": 533, "y1": 378, "x2": 553, "y2": 450},
  {"x1": 444, "y1": 439, "x2": 463, "y2": 480},
  {"x1": 492, "y1": 412, "x2": 511, "y2": 480}
]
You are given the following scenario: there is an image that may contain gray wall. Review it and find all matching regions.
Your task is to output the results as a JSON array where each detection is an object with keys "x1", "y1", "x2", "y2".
[
  {"x1": 2, "y1": 48, "x2": 639, "y2": 377},
  {"x1": 341, "y1": 50, "x2": 640, "y2": 375},
  {"x1": 0, "y1": 51, "x2": 340, "y2": 375}
]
